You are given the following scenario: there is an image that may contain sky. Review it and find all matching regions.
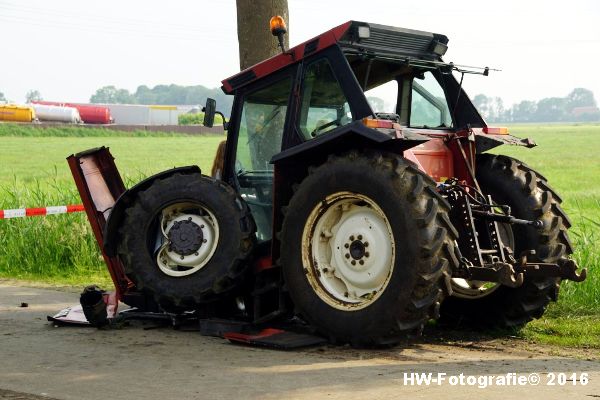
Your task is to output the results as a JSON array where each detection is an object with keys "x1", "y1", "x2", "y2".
[{"x1": 1, "y1": 0, "x2": 599, "y2": 107}]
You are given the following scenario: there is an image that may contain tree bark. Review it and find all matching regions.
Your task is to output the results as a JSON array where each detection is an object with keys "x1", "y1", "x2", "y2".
[{"x1": 236, "y1": 0, "x2": 289, "y2": 71}]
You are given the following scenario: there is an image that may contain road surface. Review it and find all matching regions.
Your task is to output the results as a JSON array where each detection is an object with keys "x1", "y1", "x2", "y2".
[{"x1": 0, "y1": 282, "x2": 598, "y2": 399}]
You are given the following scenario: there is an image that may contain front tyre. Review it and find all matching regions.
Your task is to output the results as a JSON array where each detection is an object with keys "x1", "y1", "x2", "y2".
[{"x1": 280, "y1": 151, "x2": 458, "y2": 346}]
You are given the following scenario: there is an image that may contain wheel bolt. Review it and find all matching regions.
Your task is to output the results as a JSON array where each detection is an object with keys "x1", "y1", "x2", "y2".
[
  {"x1": 195, "y1": 252, "x2": 199, "y2": 256},
  {"x1": 180, "y1": 256, "x2": 184, "y2": 260},
  {"x1": 203, "y1": 239, "x2": 207, "y2": 243},
  {"x1": 358, "y1": 235, "x2": 363, "y2": 240},
  {"x1": 200, "y1": 224, "x2": 205, "y2": 229},
  {"x1": 365, "y1": 252, "x2": 370, "y2": 258},
  {"x1": 364, "y1": 242, "x2": 369, "y2": 247},
  {"x1": 344, "y1": 292, "x2": 349, "y2": 297},
  {"x1": 188, "y1": 217, "x2": 192, "y2": 221},
  {"x1": 350, "y1": 235, "x2": 355, "y2": 241},
  {"x1": 345, "y1": 253, "x2": 350, "y2": 259},
  {"x1": 351, "y1": 260, "x2": 356, "y2": 266},
  {"x1": 359, "y1": 260, "x2": 364, "y2": 265},
  {"x1": 344, "y1": 243, "x2": 349, "y2": 249}
]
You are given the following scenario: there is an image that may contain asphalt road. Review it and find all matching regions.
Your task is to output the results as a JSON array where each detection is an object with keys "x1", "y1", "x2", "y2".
[{"x1": 0, "y1": 282, "x2": 598, "y2": 399}]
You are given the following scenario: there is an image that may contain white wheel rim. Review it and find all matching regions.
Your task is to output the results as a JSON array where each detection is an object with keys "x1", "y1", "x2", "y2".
[
  {"x1": 302, "y1": 191, "x2": 395, "y2": 311},
  {"x1": 155, "y1": 202, "x2": 219, "y2": 277}
]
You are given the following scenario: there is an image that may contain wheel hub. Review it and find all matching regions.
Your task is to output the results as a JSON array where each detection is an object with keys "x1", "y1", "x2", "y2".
[
  {"x1": 155, "y1": 203, "x2": 219, "y2": 278},
  {"x1": 348, "y1": 238, "x2": 366, "y2": 260},
  {"x1": 168, "y1": 219, "x2": 204, "y2": 256}
]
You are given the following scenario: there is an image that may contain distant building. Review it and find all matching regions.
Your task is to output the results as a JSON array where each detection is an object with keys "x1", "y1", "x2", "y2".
[
  {"x1": 99, "y1": 104, "x2": 196, "y2": 125},
  {"x1": 571, "y1": 106, "x2": 600, "y2": 117},
  {"x1": 35, "y1": 101, "x2": 199, "y2": 125}
]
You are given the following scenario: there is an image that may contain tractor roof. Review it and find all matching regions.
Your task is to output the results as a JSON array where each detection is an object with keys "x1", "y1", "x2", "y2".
[{"x1": 222, "y1": 21, "x2": 449, "y2": 94}]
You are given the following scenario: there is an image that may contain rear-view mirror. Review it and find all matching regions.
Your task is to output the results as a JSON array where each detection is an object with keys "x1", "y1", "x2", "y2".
[{"x1": 203, "y1": 98, "x2": 216, "y2": 127}]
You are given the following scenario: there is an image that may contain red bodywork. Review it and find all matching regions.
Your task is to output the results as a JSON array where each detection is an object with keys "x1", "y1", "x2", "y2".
[
  {"x1": 405, "y1": 137, "x2": 454, "y2": 182},
  {"x1": 397, "y1": 125, "x2": 478, "y2": 185},
  {"x1": 222, "y1": 22, "x2": 352, "y2": 94},
  {"x1": 34, "y1": 101, "x2": 113, "y2": 124}
]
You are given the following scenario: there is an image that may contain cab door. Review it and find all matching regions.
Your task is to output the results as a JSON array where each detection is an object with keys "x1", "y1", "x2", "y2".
[{"x1": 226, "y1": 71, "x2": 295, "y2": 242}]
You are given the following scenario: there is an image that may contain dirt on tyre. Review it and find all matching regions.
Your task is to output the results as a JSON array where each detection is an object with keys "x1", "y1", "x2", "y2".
[
  {"x1": 117, "y1": 173, "x2": 255, "y2": 310},
  {"x1": 279, "y1": 150, "x2": 458, "y2": 347},
  {"x1": 440, "y1": 154, "x2": 573, "y2": 327}
]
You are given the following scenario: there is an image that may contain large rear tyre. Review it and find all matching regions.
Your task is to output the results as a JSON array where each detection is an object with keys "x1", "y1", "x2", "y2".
[
  {"x1": 440, "y1": 154, "x2": 573, "y2": 327},
  {"x1": 117, "y1": 173, "x2": 255, "y2": 309},
  {"x1": 280, "y1": 151, "x2": 458, "y2": 346}
]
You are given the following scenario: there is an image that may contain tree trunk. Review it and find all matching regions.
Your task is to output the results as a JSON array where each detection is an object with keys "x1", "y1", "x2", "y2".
[{"x1": 236, "y1": 0, "x2": 289, "y2": 71}]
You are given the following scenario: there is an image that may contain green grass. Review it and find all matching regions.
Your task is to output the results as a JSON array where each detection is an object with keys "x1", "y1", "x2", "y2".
[
  {"x1": 1, "y1": 136, "x2": 225, "y2": 187},
  {"x1": 522, "y1": 315, "x2": 600, "y2": 349},
  {"x1": 0, "y1": 123, "x2": 598, "y2": 348},
  {"x1": 0, "y1": 123, "x2": 203, "y2": 137}
]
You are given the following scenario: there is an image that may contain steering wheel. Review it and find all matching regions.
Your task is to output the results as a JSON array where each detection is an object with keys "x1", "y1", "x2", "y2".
[{"x1": 310, "y1": 119, "x2": 341, "y2": 137}]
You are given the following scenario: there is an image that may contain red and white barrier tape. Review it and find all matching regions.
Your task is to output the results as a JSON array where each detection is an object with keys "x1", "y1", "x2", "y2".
[{"x1": 0, "y1": 205, "x2": 85, "y2": 219}]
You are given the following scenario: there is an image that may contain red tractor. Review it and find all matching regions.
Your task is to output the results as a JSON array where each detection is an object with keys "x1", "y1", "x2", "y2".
[{"x1": 69, "y1": 19, "x2": 585, "y2": 346}]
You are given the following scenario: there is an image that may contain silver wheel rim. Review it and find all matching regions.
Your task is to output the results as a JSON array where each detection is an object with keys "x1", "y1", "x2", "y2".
[
  {"x1": 302, "y1": 191, "x2": 395, "y2": 311},
  {"x1": 451, "y1": 222, "x2": 514, "y2": 299},
  {"x1": 155, "y1": 202, "x2": 219, "y2": 277}
]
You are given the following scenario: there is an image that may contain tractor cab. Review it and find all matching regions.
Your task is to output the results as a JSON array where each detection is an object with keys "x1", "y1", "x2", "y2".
[{"x1": 214, "y1": 21, "x2": 489, "y2": 242}]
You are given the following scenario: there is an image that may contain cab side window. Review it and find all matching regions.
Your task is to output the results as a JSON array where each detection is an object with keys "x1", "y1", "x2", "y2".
[
  {"x1": 298, "y1": 59, "x2": 352, "y2": 140},
  {"x1": 410, "y1": 71, "x2": 453, "y2": 128},
  {"x1": 236, "y1": 77, "x2": 292, "y2": 174}
]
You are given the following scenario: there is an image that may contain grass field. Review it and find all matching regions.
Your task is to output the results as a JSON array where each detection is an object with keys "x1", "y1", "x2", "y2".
[{"x1": 0, "y1": 122, "x2": 598, "y2": 347}]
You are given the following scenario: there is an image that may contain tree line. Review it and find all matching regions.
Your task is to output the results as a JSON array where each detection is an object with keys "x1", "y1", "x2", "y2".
[
  {"x1": 4, "y1": 85, "x2": 599, "y2": 124},
  {"x1": 472, "y1": 88, "x2": 600, "y2": 123},
  {"x1": 89, "y1": 84, "x2": 234, "y2": 117}
]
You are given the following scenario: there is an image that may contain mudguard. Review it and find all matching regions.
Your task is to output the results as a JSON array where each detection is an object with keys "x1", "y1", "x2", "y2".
[
  {"x1": 271, "y1": 120, "x2": 429, "y2": 167},
  {"x1": 103, "y1": 165, "x2": 201, "y2": 257},
  {"x1": 475, "y1": 132, "x2": 536, "y2": 153}
]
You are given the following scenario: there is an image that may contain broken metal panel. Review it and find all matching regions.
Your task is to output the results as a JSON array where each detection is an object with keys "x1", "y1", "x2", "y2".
[{"x1": 67, "y1": 147, "x2": 132, "y2": 298}]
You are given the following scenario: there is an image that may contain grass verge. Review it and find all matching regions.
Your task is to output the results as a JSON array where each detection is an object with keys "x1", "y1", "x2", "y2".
[{"x1": 522, "y1": 315, "x2": 600, "y2": 349}]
